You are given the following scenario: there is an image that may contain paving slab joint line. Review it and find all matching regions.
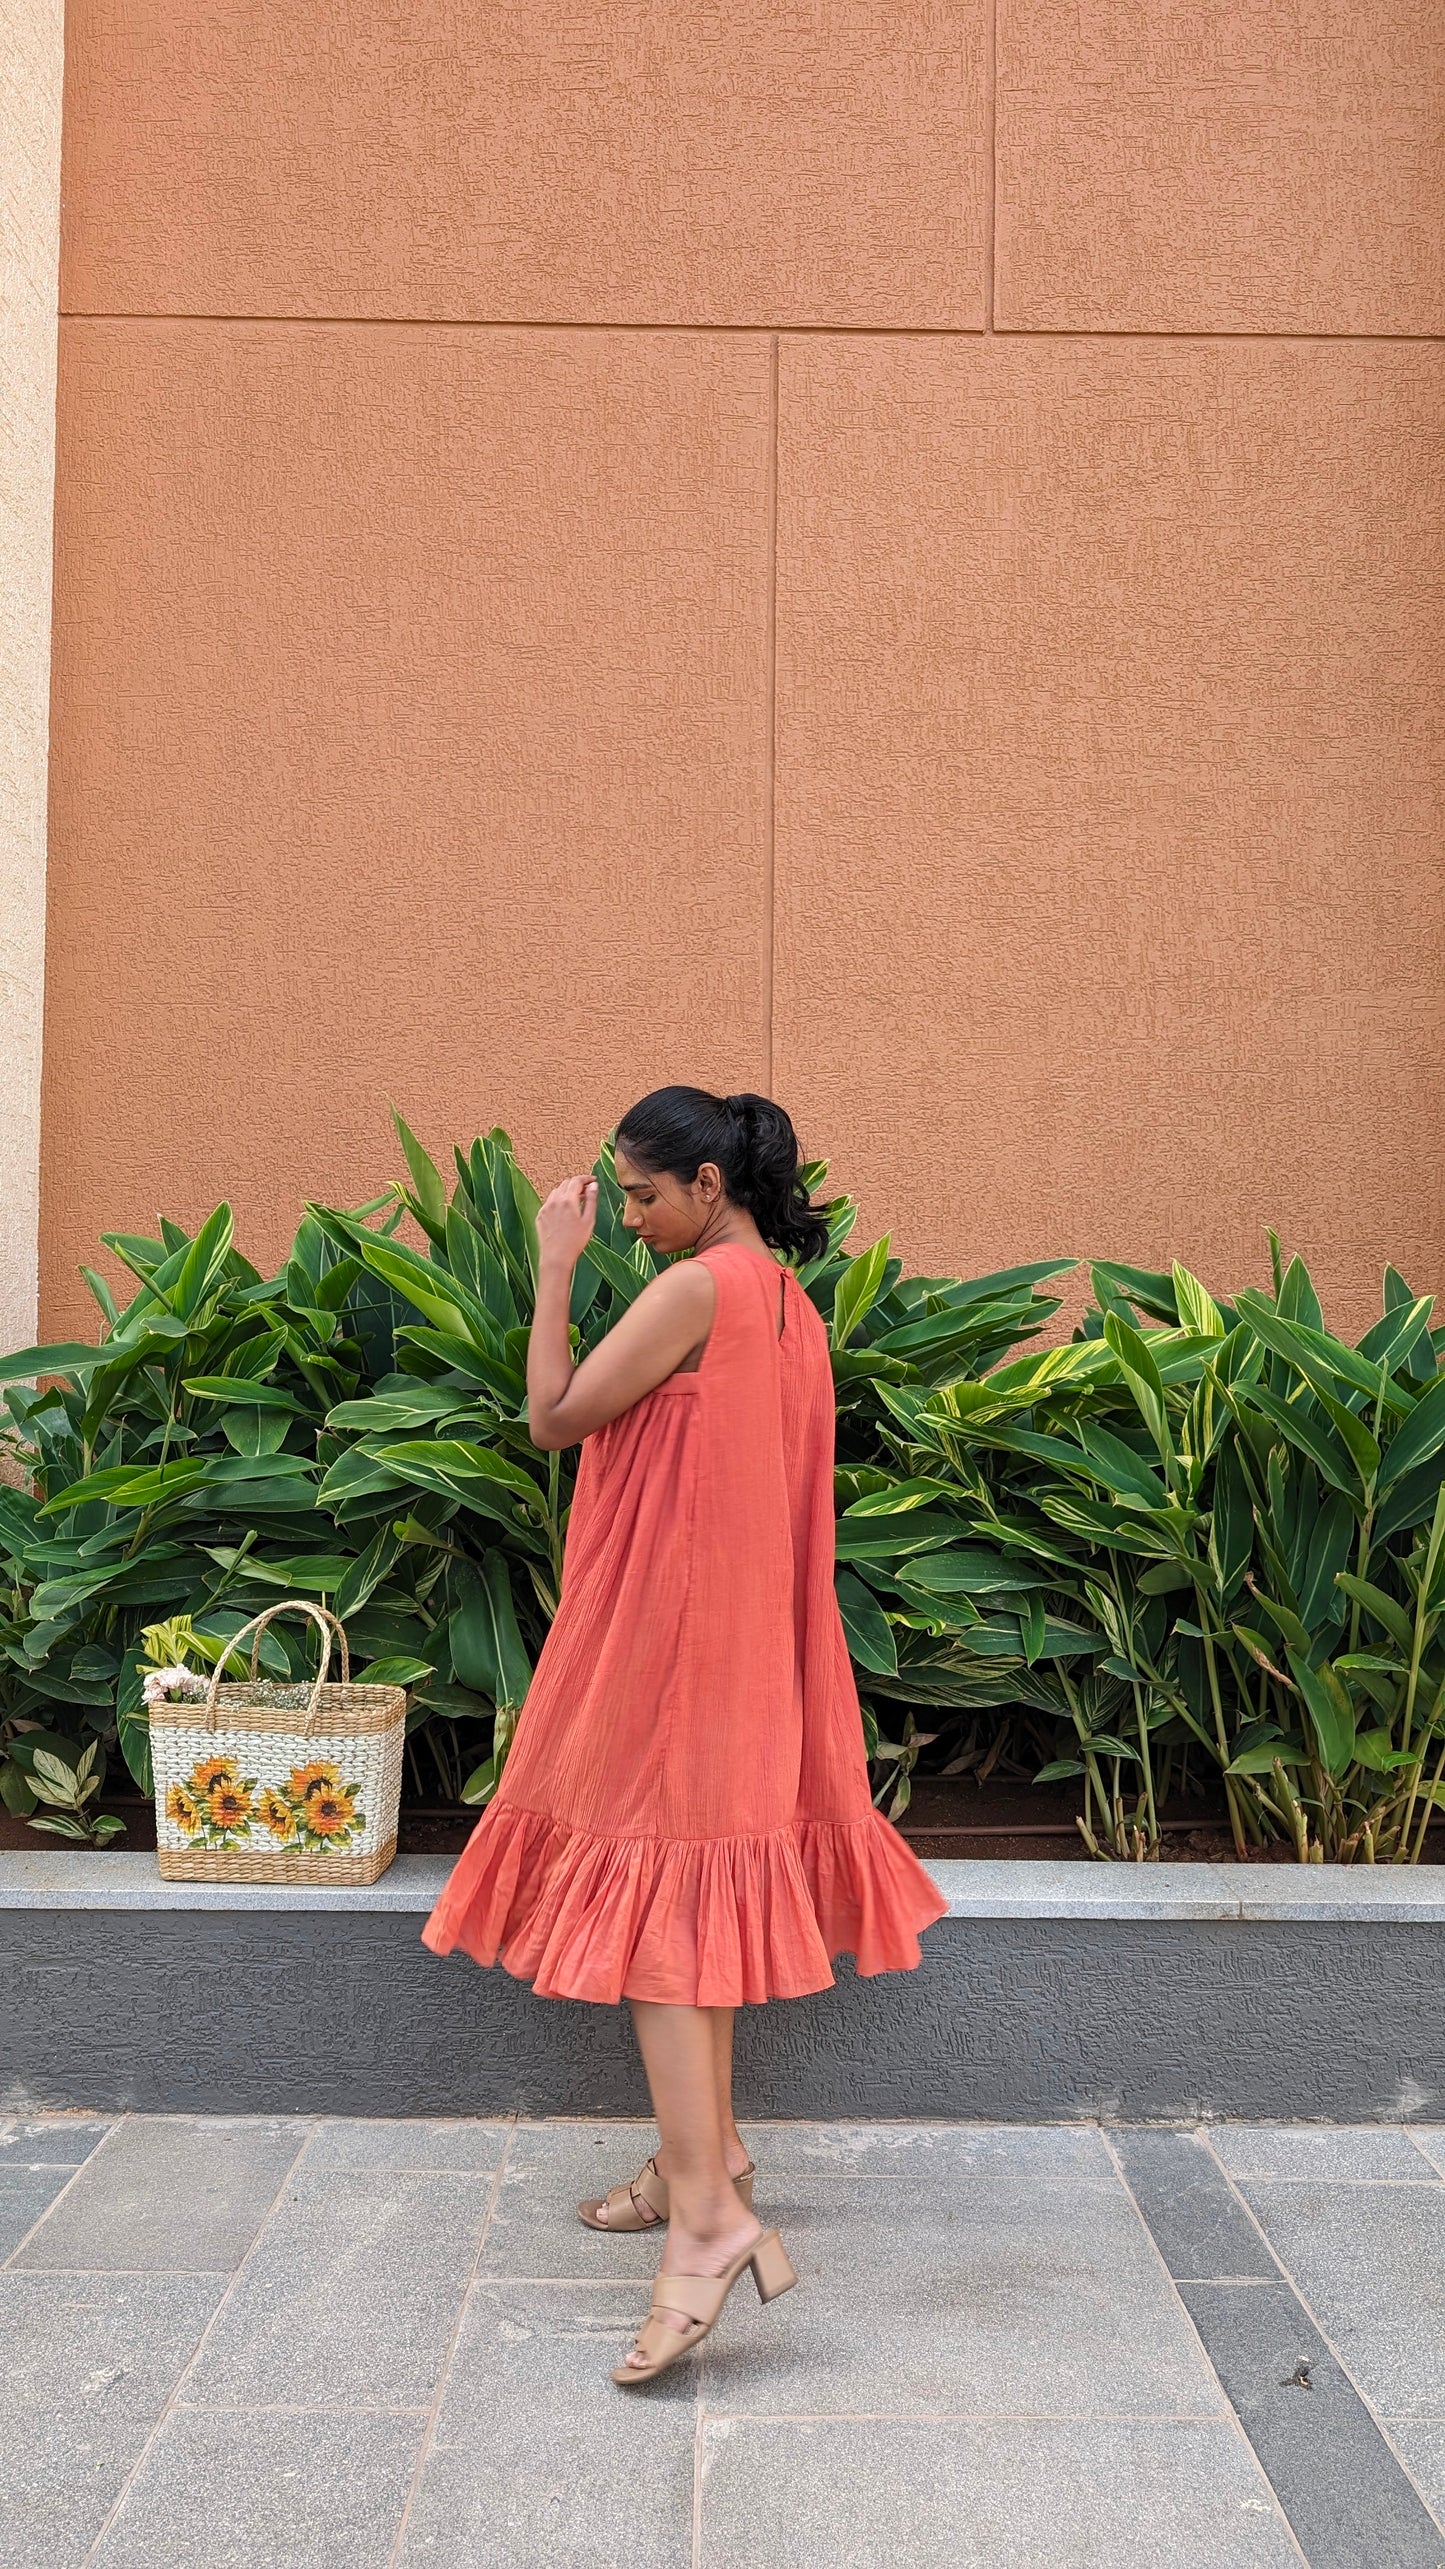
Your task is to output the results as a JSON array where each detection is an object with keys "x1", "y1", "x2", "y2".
[
  {"x1": 1, "y1": 2110, "x2": 124, "y2": 2271},
  {"x1": 1098, "y1": 2128, "x2": 1313, "y2": 2568},
  {"x1": 1195, "y1": 2129, "x2": 1445, "y2": 2540},
  {"x1": 77, "y1": 2116, "x2": 322, "y2": 2567},
  {"x1": 383, "y1": 2115, "x2": 520, "y2": 2569}
]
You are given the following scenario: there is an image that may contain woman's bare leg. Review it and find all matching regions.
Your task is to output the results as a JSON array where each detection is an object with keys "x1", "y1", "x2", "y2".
[
  {"x1": 594, "y1": 2007, "x2": 749, "y2": 2228},
  {"x1": 710, "y1": 2008, "x2": 750, "y2": 2177},
  {"x1": 626, "y1": 2000, "x2": 760, "y2": 2364}
]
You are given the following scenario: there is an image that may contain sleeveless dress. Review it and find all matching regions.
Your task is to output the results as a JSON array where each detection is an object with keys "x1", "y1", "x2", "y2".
[{"x1": 422, "y1": 1241, "x2": 946, "y2": 2005}]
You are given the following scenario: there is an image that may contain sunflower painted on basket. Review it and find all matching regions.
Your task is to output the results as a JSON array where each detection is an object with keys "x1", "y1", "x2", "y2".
[
  {"x1": 170, "y1": 1755, "x2": 258, "y2": 1846},
  {"x1": 164, "y1": 1781, "x2": 201, "y2": 1838},
  {"x1": 162, "y1": 1753, "x2": 367, "y2": 1854},
  {"x1": 254, "y1": 1784, "x2": 299, "y2": 1846},
  {"x1": 287, "y1": 1760, "x2": 366, "y2": 1850}
]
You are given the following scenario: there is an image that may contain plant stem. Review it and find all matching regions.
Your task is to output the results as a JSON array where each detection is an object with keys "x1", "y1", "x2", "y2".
[{"x1": 1133, "y1": 1683, "x2": 1159, "y2": 1854}]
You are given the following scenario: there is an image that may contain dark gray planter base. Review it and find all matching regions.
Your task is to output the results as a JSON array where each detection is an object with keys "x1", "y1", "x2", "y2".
[{"x1": 2, "y1": 1863, "x2": 1439, "y2": 2121}]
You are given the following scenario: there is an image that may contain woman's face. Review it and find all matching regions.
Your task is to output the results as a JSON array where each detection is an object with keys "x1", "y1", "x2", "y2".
[{"x1": 613, "y1": 1144, "x2": 723, "y2": 1255}]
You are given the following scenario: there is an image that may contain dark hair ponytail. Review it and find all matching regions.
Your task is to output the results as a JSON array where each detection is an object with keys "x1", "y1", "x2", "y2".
[{"x1": 614, "y1": 1086, "x2": 830, "y2": 1266}]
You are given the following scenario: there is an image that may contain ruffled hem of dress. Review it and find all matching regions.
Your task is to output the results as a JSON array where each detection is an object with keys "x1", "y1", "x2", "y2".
[{"x1": 421, "y1": 1802, "x2": 947, "y2": 2007}]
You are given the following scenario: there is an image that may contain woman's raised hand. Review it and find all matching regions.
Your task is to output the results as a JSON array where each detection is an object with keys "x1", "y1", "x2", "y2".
[{"x1": 536, "y1": 1176, "x2": 599, "y2": 1271}]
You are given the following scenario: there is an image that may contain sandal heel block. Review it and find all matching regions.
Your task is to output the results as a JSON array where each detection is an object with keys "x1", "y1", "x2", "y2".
[{"x1": 749, "y1": 2227, "x2": 797, "y2": 2304}]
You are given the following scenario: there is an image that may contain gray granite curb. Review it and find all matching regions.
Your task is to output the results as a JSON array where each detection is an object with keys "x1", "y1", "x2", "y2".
[{"x1": 6, "y1": 1848, "x2": 1445, "y2": 1922}]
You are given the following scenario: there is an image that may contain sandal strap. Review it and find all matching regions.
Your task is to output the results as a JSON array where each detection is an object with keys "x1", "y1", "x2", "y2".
[
  {"x1": 632, "y1": 2158, "x2": 669, "y2": 2219},
  {"x1": 649, "y1": 2270, "x2": 729, "y2": 2328},
  {"x1": 627, "y1": 2310, "x2": 704, "y2": 2371}
]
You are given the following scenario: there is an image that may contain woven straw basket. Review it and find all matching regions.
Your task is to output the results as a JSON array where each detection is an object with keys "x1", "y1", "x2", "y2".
[{"x1": 150, "y1": 1601, "x2": 406, "y2": 1885}]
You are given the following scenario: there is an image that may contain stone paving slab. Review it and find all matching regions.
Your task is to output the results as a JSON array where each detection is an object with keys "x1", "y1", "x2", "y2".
[
  {"x1": 477, "y1": 2118, "x2": 662, "y2": 2277},
  {"x1": 696, "y1": 2418, "x2": 1305, "y2": 2568},
  {"x1": 13, "y1": 2116, "x2": 307, "y2": 2273},
  {"x1": 1240, "y1": 2180, "x2": 1445, "y2": 2419},
  {"x1": 1178, "y1": 2280, "x2": 1444, "y2": 2569},
  {"x1": 737, "y1": 2119, "x2": 1117, "y2": 2182},
  {"x1": 0, "y1": 2115, "x2": 113, "y2": 2165},
  {"x1": 0, "y1": 2271, "x2": 224, "y2": 2412},
  {"x1": 93, "y1": 2410, "x2": 428, "y2": 2569},
  {"x1": 1390, "y1": 2423, "x2": 1445, "y2": 2525},
  {"x1": 0, "y1": 2412, "x2": 157, "y2": 2569},
  {"x1": 305, "y1": 2117, "x2": 510, "y2": 2173},
  {"x1": 695, "y1": 2167, "x2": 1226, "y2": 2418},
  {"x1": 183, "y1": 2167, "x2": 497, "y2": 2409},
  {"x1": 4, "y1": 2113, "x2": 1444, "y2": 2568},
  {"x1": 1110, "y1": 2127, "x2": 1278, "y2": 2280},
  {"x1": 0, "y1": 2165, "x2": 76, "y2": 2258},
  {"x1": 399, "y1": 2280, "x2": 694, "y2": 2569},
  {"x1": 1209, "y1": 2126, "x2": 1440, "y2": 2185}
]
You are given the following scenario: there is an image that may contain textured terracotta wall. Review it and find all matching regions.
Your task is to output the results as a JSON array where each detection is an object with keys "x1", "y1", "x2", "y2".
[{"x1": 43, "y1": 1, "x2": 1445, "y2": 1338}]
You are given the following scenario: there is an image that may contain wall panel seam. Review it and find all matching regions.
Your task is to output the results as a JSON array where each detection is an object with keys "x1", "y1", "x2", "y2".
[
  {"x1": 764, "y1": 331, "x2": 778, "y2": 1096},
  {"x1": 985, "y1": 0, "x2": 997, "y2": 331},
  {"x1": 55, "y1": 314, "x2": 1445, "y2": 344}
]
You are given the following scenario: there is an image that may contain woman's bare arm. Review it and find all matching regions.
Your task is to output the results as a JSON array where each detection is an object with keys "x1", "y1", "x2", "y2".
[{"x1": 527, "y1": 1177, "x2": 716, "y2": 1450}]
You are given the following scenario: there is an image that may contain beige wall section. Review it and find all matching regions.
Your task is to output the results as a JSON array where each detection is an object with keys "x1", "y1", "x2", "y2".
[
  {"x1": 0, "y1": 0, "x2": 63, "y2": 1347},
  {"x1": 39, "y1": 2, "x2": 1445, "y2": 1340},
  {"x1": 42, "y1": 324, "x2": 773, "y2": 1337},
  {"x1": 998, "y1": 0, "x2": 1445, "y2": 332},
  {"x1": 773, "y1": 337, "x2": 1445, "y2": 1335},
  {"x1": 59, "y1": 0, "x2": 985, "y2": 328}
]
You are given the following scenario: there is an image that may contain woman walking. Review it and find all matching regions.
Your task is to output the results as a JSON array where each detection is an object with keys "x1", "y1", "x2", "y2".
[{"x1": 423, "y1": 1088, "x2": 944, "y2": 2382}]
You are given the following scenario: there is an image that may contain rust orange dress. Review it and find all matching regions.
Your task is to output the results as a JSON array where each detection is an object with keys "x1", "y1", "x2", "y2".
[{"x1": 422, "y1": 1242, "x2": 946, "y2": 2005}]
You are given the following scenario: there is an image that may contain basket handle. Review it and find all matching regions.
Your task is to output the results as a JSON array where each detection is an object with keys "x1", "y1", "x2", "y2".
[{"x1": 202, "y1": 1600, "x2": 353, "y2": 1736}]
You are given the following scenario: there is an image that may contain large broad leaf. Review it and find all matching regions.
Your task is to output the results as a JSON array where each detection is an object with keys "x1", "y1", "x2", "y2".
[
  {"x1": 353, "y1": 1239, "x2": 488, "y2": 1352},
  {"x1": 835, "y1": 1569, "x2": 898, "y2": 1677},
  {"x1": 940, "y1": 1258, "x2": 1075, "y2": 1309},
  {"x1": 1231, "y1": 1380, "x2": 1358, "y2": 1502},
  {"x1": 1285, "y1": 1648, "x2": 1356, "y2": 1776},
  {"x1": 1358, "y1": 1295, "x2": 1434, "y2": 1378},
  {"x1": 1334, "y1": 1571, "x2": 1414, "y2": 1657},
  {"x1": 1038, "y1": 1492, "x2": 1195, "y2": 1558},
  {"x1": 184, "y1": 1376, "x2": 308, "y2": 1414},
  {"x1": 371, "y1": 1443, "x2": 548, "y2": 1546},
  {"x1": 841, "y1": 1478, "x2": 962, "y2": 1518},
  {"x1": 962, "y1": 1614, "x2": 1099, "y2": 1663},
  {"x1": 326, "y1": 1387, "x2": 479, "y2": 1434},
  {"x1": 895, "y1": 1545, "x2": 1048, "y2": 1597},
  {"x1": 39, "y1": 1457, "x2": 210, "y2": 1517},
  {"x1": 1377, "y1": 1375, "x2": 1445, "y2": 1495},
  {"x1": 834, "y1": 1509, "x2": 966, "y2": 1563},
  {"x1": 1233, "y1": 1293, "x2": 1397, "y2": 1417},
  {"x1": 830, "y1": 1235, "x2": 891, "y2": 1351},
  {"x1": 1172, "y1": 1263, "x2": 1225, "y2": 1339},
  {"x1": 1089, "y1": 1259, "x2": 1180, "y2": 1325},
  {"x1": 0, "y1": 1341, "x2": 113, "y2": 1386},
  {"x1": 170, "y1": 1204, "x2": 236, "y2": 1322},
  {"x1": 1277, "y1": 1254, "x2": 1325, "y2": 1334},
  {"x1": 1207, "y1": 1446, "x2": 1253, "y2": 1600},
  {"x1": 391, "y1": 1107, "x2": 448, "y2": 1238},
  {"x1": 449, "y1": 1554, "x2": 533, "y2": 1708}
]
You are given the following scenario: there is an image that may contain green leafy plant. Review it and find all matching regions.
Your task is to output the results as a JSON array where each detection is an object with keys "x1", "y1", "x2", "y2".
[
  {"x1": 848, "y1": 1245, "x2": 1445, "y2": 1861},
  {"x1": 16, "y1": 1735, "x2": 125, "y2": 1846},
  {"x1": 0, "y1": 1200, "x2": 387, "y2": 1809},
  {"x1": 7, "y1": 1112, "x2": 1445, "y2": 1866}
]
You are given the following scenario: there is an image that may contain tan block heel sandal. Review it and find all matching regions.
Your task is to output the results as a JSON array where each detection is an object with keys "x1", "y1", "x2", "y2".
[
  {"x1": 578, "y1": 2154, "x2": 755, "y2": 2232},
  {"x1": 612, "y1": 2227, "x2": 797, "y2": 2385}
]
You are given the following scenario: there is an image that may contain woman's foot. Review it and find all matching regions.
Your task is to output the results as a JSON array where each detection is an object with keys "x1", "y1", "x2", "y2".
[
  {"x1": 622, "y1": 2191, "x2": 764, "y2": 2369},
  {"x1": 591, "y1": 2133, "x2": 753, "y2": 2229}
]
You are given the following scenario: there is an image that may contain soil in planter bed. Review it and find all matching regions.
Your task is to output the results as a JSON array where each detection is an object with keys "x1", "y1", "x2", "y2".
[{"x1": 5, "y1": 1776, "x2": 1441, "y2": 1863}]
